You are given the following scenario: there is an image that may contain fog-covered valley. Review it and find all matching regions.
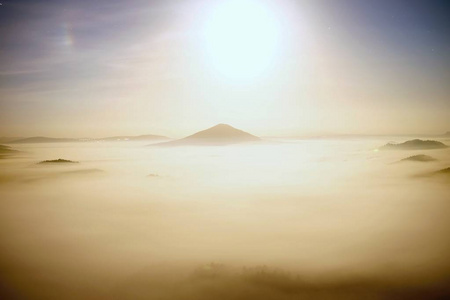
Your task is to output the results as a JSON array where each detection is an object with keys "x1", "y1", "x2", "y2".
[{"x1": 1, "y1": 138, "x2": 449, "y2": 299}]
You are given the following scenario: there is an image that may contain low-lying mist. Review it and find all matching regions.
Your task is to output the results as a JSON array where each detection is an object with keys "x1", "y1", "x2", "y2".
[{"x1": 1, "y1": 138, "x2": 449, "y2": 299}]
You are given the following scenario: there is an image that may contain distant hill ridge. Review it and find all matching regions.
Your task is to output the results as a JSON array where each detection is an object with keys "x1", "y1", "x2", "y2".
[
  {"x1": 5, "y1": 131, "x2": 449, "y2": 144},
  {"x1": 11, "y1": 137, "x2": 78, "y2": 143},
  {"x1": 0, "y1": 137, "x2": 24, "y2": 143},
  {"x1": 8, "y1": 134, "x2": 169, "y2": 144},
  {"x1": 381, "y1": 139, "x2": 447, "y2": 150},
  {"x1": 98, "y1": 134, "x2": 168, "y2": 142}
]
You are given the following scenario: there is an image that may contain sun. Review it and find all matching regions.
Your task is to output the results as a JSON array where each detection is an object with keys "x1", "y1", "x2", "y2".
[{"x1": 203, "y1": 0, "x2": 281, "y2": 80}]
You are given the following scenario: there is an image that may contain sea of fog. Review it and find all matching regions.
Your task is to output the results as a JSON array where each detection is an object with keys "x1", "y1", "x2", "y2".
[{"x1": 1, "y1": 137, "x2": 449, "y2": 299}]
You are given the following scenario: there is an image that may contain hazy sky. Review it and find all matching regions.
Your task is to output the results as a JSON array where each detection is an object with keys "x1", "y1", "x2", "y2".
[{"x1": 1, "y1": 0, "x2": 449, "y2": 138}]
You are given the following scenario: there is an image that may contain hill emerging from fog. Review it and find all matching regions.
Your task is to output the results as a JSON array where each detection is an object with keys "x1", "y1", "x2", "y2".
[
  {"x1": 435, "y1": 167, "x2": 450, "y2": 175},
  {"x1": 381, "y1": 139, "x2": 447, "y2": 150},
  {"x1": 0, "y1": 145, "x2": 19, "y2": 158},
  {"x1": 152, "y1": 124, "x2": 260, "y2": 146},
  {"x1": 38, "y1": 159, "x2": 79, "y2": 164},
  {"x1": 416, "y1": 167, "x2": 450, "y2": 180},
  {"x1": 0, "y1": 145, "x2": 18, "y2": 153},
  {"x1": 399, "y1": 154, "x2": 437, "y2": 162}
]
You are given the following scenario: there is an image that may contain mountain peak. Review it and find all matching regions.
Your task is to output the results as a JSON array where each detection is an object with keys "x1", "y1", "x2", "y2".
[
  {"x1": 186, "y1": 124, "x2": 259, "y2": 141},
  {"x1": 211, "y1": 123, "x2": 233, "y2": 128},
  {"x1": 152, "y1": 124, "x2": 260, "y2": 146}
]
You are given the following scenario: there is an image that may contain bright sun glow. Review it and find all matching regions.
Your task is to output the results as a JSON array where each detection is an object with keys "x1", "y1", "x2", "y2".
[{"x1": 203, "y1": 0, "x2": 281, "y2": 80}]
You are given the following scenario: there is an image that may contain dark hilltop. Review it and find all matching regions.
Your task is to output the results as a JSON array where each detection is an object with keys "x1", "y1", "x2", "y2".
[{"x1": 381, "y1": 139, "x2": 447, "y2": 150}]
